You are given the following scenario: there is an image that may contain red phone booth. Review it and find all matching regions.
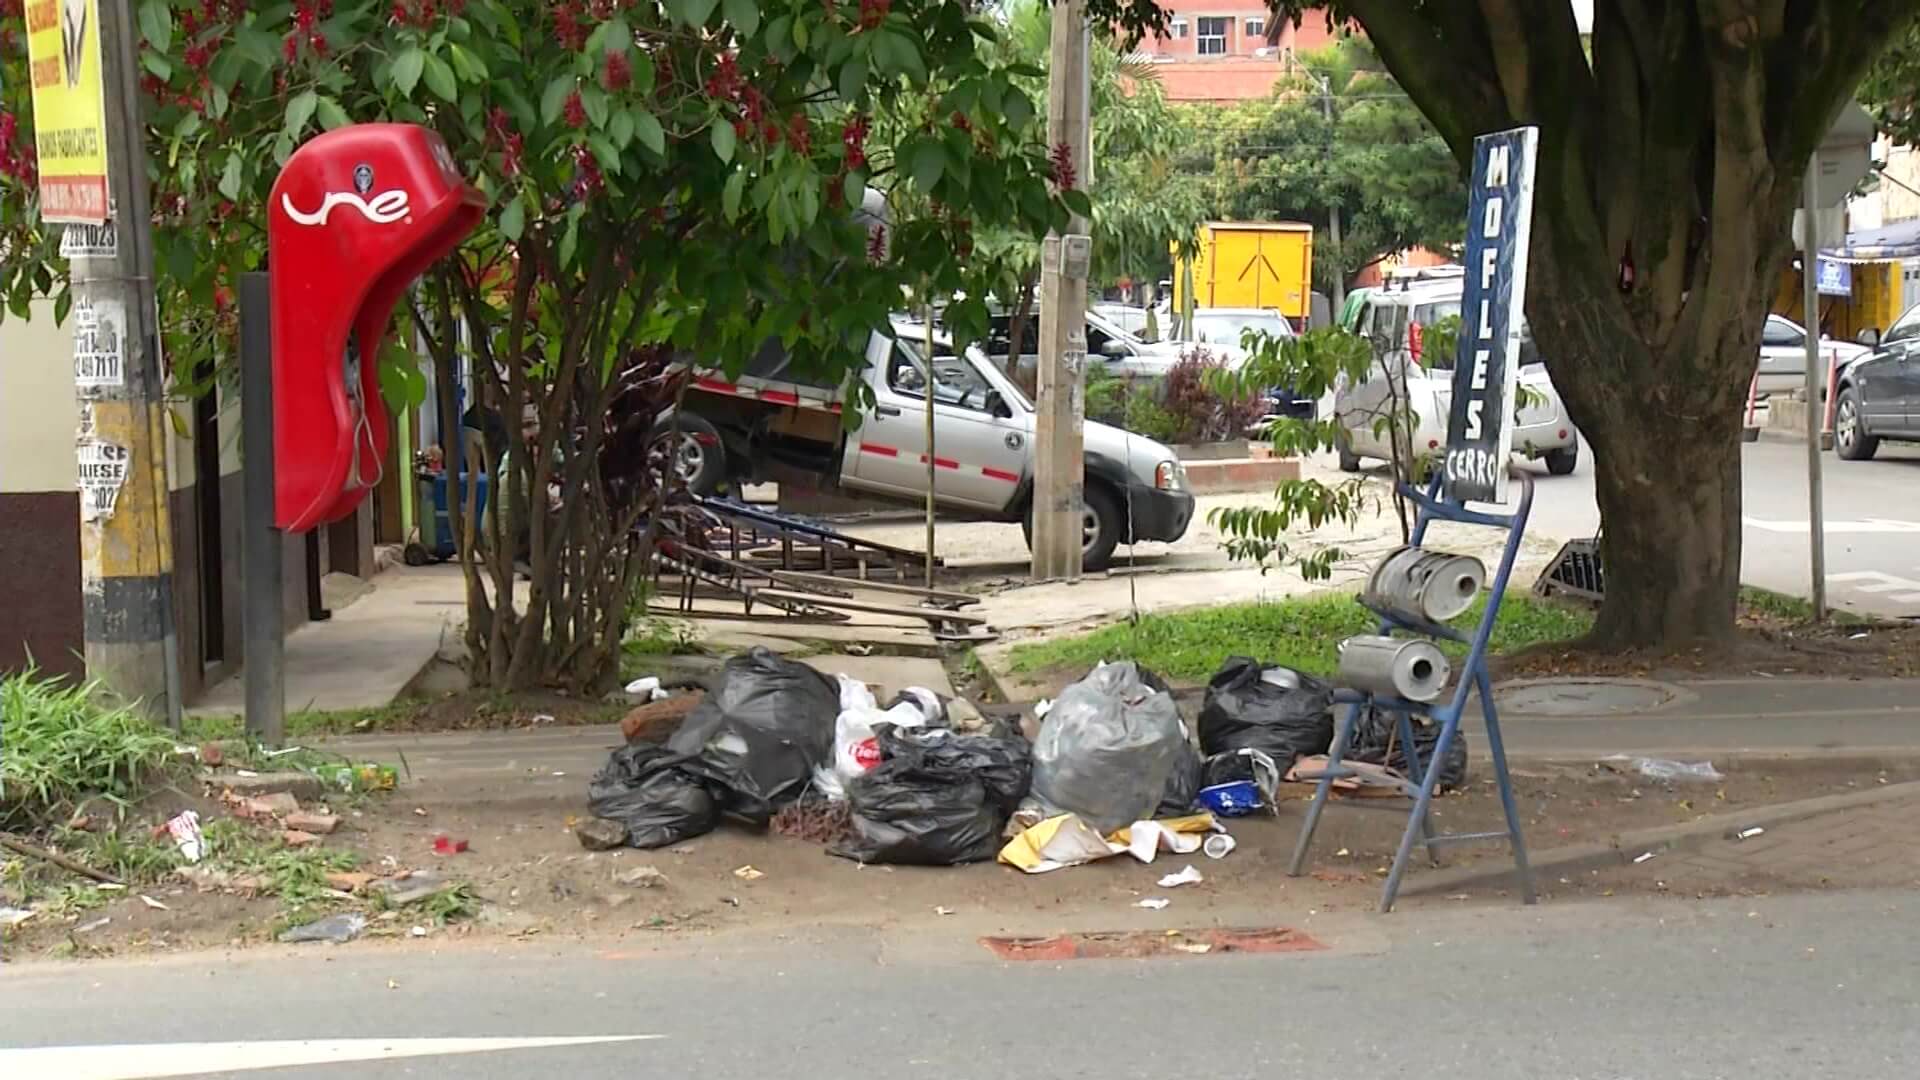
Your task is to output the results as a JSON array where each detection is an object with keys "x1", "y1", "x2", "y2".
[{"x1": 265, "y1": 123, "x2": 485, "y2": 532}]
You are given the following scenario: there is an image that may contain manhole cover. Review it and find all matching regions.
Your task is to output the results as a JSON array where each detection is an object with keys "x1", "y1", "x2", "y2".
[
  {"x1": 981, "y1": 927, "x2": 1325, "y2": 962},
  {"x1": 1494, "y1": 678, "x2": 1688, "y2": 717}
]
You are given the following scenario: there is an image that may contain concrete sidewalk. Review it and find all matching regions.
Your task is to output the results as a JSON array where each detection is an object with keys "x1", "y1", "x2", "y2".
[{"x1": 190, "y1": 564, "x2": 464, "y2": 716}]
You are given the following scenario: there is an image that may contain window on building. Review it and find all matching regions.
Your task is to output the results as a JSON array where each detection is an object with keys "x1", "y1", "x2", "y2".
[
  {"x1": 1170, "y1": 17, "x2": 1189, "y2": 38},
  {"x1": 1245, "y1": 15, "x2": 1266, "y2": 38},
  {"x1": 1196, "y1": 16, "x2": 1229, "y2": 55}
]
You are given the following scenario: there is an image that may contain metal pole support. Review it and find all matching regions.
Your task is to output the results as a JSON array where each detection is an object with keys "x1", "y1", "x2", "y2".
[{"x1": 239, "y1": 272, "x2": 285, "y2": 746}]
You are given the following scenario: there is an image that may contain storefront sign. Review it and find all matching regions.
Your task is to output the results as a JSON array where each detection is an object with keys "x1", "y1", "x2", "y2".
[
  {"x1": 1442, "y1": 126, "x2": 1539, "y2": 504},
  {"x1": 1816, "y1": 257, "x2": 1852, "y2": 297}
]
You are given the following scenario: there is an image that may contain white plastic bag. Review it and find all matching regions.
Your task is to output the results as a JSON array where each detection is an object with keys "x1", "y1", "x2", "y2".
[{"x1": 815, "y1": 677, "x2": 929, "y2": 800}]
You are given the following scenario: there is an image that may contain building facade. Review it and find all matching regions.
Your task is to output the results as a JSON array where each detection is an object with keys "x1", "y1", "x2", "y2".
[{"x1": 1136, "y1": 4, "x2": 1346, "y2": 103}]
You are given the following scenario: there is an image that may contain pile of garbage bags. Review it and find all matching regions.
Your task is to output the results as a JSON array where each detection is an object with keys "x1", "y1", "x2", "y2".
[{"x1": 588, "y1": 646, "x2": 1027, "y2": 865}]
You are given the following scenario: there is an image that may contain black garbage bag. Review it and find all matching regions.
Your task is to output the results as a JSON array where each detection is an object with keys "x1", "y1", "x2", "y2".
[
  {"x1": 667, "y1": 646, "x2": 840, "y2": 824},
  {"x1": 1348, "y1": 707, "x2": 1469, "y2": 790},
  {"x1": 587, "y1": 742, "x2": 720, "y2": 849},
  {"x1": 1158, "y1": 737, "x2": 1204, "y2": 817},
  {"x1": 871, "y1": 722, "x2": 1031, "y2": 814},
  {"x1": 1197, "y1": 657, "x2": 1334, "y2": 767}
]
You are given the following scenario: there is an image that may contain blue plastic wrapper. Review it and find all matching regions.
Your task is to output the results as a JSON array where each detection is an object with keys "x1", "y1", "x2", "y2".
[{"x1": 1198, "y1": 779, "x2": 1262, "y2": 817}]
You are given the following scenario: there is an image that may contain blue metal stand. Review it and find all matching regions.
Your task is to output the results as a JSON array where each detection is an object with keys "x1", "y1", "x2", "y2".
[{"x1": 1287, "y1": 472, "x2": 1538, "y2": 912}]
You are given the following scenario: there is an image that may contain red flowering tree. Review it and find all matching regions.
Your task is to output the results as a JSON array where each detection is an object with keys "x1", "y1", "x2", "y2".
[{"x1": 1, "y1": 0, "x2": 1171, "y2": 692}]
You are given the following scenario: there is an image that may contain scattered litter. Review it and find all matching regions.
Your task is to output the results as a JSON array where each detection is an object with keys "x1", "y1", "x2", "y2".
[
  {"x1": 199, "y1": 743, "x2": 226, "y2": 767},
  {"x1": 97, "y1": 883, "x2": 126, "y2": 892},
  {"x1": 1736, "y1": 826, "x2": 1766, "y2": 840},
  {"x1": 934, "y1": 906, "x2": 955, "y2": 916},
  {"x1": 1604, "y1": 756, "x2": 1724, "y2": 783},
  {"x1": 1122, "y1": 818, "x2": 1206, "y2": 864},
  {"x1": 1203, "y1": 834, "x2": 1236, "y2": 860},
  {"x1": 410, "y1": 925, "x2": 429, "y2": 938},
  {"x1": 616, "y1": 866, "x2": 668, "y2": 888},
  {"x1": 75, "y1": 916, "x2": 112, "y2": 934},
  {"x1": 671, "y1": 846, "x2": 696, "y2": 855},
  {"x1": 1135, "y1": 898, "x2": 1170, "y2": 910},
  {"x1": 413, "y1": 807, "x2": 430, "y2": 817},
  {"x1": 164, "y1": 810, "x2": 205, "y2": 863},
  {"x1": 733, "y1": 865, "x2": 765, "y2": 880},
  {"x1": 1170, "y1": 942, "x2": 1212, "y2": 955},
  {"x1": 311, "y1": 762, "x2": 399, "y2": 793},
  {"x1": 530, "y1": 714, "x2": 556, "y2": 726},
  {"x1": 625, "y1": 676, "x2": 669, "y2": 700},
  {"x1": 1000, "y1": 813, "x2": 1216, "y2": 874},
  {"x1": 235, "y1": 769, "x2": 260, "y2": 778},
  {"x1": 844, "y1": 644, "x2": 874, "y2": 657},
  {"x1": 1157, "y1": 865, "x2": 1205, "y2": 889},
  {"x1": 814, "y1": 676, "x2": 933, "y2": 801},
  {"x1": 723, "y1": 896, "x2": 741, "y2": 907},
  {"x1": 388, "y1": 979, "x2": 400, "y2": 990},
  {"x1": 138, "y1": 895, "x2": 170, "y2": 911},
  {"x1": 432, "y1": 836, "x2": 470, "y2": 856},
  {"x1": 1335, "y1": 848, "x2": 1350, "y2": 857},
  {"x1": 1633, "y1": 851, "x2": 1658, "y2": 864},
  {"x1": 263, "y1": 745, "x2": 307, "y2": 758},
  {"x1": 65, "y1": 812, "x2": 94, "y2": 832},
  {"x1": 0, "y1": 906, "x2": 36, "y2": 928},
  {"x1": 1850, "y1": 632, "x2": 1870, "y2": 640},
  {"x1": 375, "y1": 871, "x2": 450, "y2": 906},
  {"x1": 279, "y1": 913, "x2": 366, "y2": 944},
  {"x1": 551, "y1": 772, "x2": 567, "y2": 778}
]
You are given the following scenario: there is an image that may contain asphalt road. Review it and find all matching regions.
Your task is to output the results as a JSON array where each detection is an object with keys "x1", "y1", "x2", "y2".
[
  {"x1": 4, "y1": 889, "x2": 1918, "y2": 1079},
  {"x1": 1510, "y1": 435, "x2": 1920, "y2": 619}
]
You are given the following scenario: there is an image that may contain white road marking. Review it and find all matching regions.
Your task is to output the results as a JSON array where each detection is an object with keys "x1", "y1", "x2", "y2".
[
  {"x1": 1826, "y1": 571, "x2": 1920, "y2": 602},
  {"x1": 0, "y1": 1035, "x2": 664, "y2": 1079},
  {"x1": 1744, "y1": 517, "x2": 1920, "y2": 534}
]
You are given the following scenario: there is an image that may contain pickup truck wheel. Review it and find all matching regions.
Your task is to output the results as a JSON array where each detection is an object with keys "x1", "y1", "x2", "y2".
[
  {"x1": 1020, "y1": 483, "x2": 1125, "y2": 571},
  {"x1": 648, "y1": 413, "x2": 727, "y2": 496},
  {"x1": 1335, "y1": 426, "x2": 1363, "y2": 473}
]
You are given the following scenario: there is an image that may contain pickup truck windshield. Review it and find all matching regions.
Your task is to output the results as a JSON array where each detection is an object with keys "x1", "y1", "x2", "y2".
[{"x1": 892, "y1": 338, "x2": 1015, "y2": 412}]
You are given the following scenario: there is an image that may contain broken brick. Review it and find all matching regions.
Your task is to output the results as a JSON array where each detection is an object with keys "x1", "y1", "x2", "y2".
[
  {"x1": 282, "y1": 829, "x2": 321, "y2": 847},
  {"x1": 325, "y1": 871, "x2": 376, "y2": 893},
  {"x1": 285, "y1": 811, "x2": 339, "y2": 835}
]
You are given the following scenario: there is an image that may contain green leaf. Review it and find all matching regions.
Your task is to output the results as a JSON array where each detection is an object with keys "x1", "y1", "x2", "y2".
[
  {"x1": 882, "y1": 30, "x2": 926, "y2": 84},
  {"x1": 1061, "y1": 189, "x2": 1093, "y2": 219},
  {"x1": 138, "y1": 0, "x2": 172, "y2": 51},
  {"x1": 141, "y1": 51, "x2": 173, "y2": 81},
  {"x1": 315, "y1": 96, "x2": 349, "y2": 130},
  {"x1": 559, "y1": 215, "x2": 580, "y2": 268},
  {"x1": 391, "y1": 47, "x2": 426, "y2": 99},
  {"x1": 672, "y1": 0, "x2": 720, "y2": 27},
  {"x1": 609, "y1": 109, "x2": 635, "y2": 148},
  {"x1": 448, "y1": 43, "x2": 489, "y2": 81},
  {"x1": 581, "y1": 85, "x2": 610, "y2": 128},
  {"x1": 1002, "y1": 88, "x2": 1034, "y2": 131},
  {"x1": 837, "y1": 56, "x2": 867, "y2": 104},
  {"x1": 209, "y1": 83, "x2": 230, "y2": 121},
  {"x1": 909, "y1": 139, "x2": 946, "y2": 193},
  {"x1": 499, "y1": 197, "x2": 525, "y2": 241},
  {"x1": 218, "y1": 154, "x2": 243, "y2": 201},
  {"x1": 792, "y1": 14, "x2": 809, "y2": 49},
  {"x1": 722, "y1": 171, "x2": 746, "y2": 221},
  {"x1": 285, "y1": 90, "x2": 319, "y2": 135},
  {"x1": 541, "y1": 75, "x2": 574, "y2": 125},
  {"x1": 588, "y1": 134, "x2": 622, "y2": 175},
  {"x1": 422, "y1": 54, "x2": 458, "y2": 103},
  {"x1": 843, "y1": 169, "x2": 866, "y2": 209},
  {"x1": 633, "y1": 111, "x2": 666, "y2": 156},
  {"x1": 723, "y1": 0, "x2": 760, "y2": 38},
  {"x1": 711, "y1": 119, "x2": 736, "y2": 163}
]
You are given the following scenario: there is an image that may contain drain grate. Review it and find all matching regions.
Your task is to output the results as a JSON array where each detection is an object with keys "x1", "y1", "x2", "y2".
[{"x1": 1535, "y1": 537, "x2": 1604, "y2": 602}]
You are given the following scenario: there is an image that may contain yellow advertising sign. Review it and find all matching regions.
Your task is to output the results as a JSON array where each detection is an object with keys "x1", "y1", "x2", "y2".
[{"x1": 22, "y1": 0, "x2": 109, "y2": 223}]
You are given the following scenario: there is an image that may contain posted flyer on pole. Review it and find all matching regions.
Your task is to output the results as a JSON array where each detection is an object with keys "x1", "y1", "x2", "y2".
[{"x1": 22, "y1": 0, "x2": 110, "y2": 223}]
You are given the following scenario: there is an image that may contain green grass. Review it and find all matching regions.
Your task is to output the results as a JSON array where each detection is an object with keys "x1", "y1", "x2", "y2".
[
  {"x1": 1007, "y1": 590, "x2": 1595, "y2": 684},
  {"x1": 624, "y1": 616, "x2": 704, "y2": 659},
  {"x1": 181, "y1": 701, "x2": 425, "y2": 744},
  {"x1": 201, "y1": 818, "x2": 364, "y2": 926},
  {"x1": 1737, "y1": 585, "x2": 1866, "y2": 625},
  {"x1": 1, "y1": 668, "x2": 180, "y2": 832}
]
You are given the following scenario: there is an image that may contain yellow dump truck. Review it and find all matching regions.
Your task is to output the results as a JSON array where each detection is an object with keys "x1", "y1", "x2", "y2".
[{"x1": 1172, "y1": 221, "x2": 1314, "y2": 325}]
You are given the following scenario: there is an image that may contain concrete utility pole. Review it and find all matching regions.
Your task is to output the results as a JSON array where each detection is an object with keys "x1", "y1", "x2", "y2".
[
  {"x1": 1319, "y1": 76, "x2": 1344, "y2": 313},
  {"x1": 70, "y1": 0, "x2": 179, "y2": 723},
  {"x1": 1801, "y1": 161, "x2": 1828, "y2": 621},
  {"x1": 1032, "y1": 0, "x2": 1093, "y2": 581}
]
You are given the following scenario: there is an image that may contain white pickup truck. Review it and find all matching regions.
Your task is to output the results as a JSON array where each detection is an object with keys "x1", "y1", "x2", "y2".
[{"x1": 656, "y1": 317, "x2": 1196, "y2": 569}]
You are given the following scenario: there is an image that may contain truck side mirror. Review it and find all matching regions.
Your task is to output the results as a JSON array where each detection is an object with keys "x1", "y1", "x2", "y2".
[
  {"x1": 1857, "y1": 327, "x2": 1882, "y2": 348},
  {"x1": 1101, "y1": 339, "x2": 1130, "y2": 359},
  {"x1": 266, "y1": 123, "x2": 485, "y2": 532},
  {"x1": 985, "y1": 390, "x2": 1011, "y2": 418}
]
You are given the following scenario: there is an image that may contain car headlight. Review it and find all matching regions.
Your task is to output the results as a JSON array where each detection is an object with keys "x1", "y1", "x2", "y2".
[{"x1": 1154, "y1": 461, "x2": 1183, "y2": 491}]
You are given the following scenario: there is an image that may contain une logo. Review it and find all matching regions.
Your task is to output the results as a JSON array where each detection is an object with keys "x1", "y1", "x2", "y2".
[{"x1": 281, "y1": 189, "x2": 412, "y2": 227}]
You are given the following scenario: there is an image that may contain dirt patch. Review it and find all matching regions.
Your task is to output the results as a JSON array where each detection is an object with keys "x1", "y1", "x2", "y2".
[
  {"x1": 1492, "y1": 616, "x2": 1920, "y2": 682},
  {"x1": 9, "y1": 752, "x2": 1908, "y2": 960}
]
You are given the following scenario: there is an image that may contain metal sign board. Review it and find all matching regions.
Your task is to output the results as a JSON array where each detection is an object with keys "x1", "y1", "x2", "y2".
[
  {"x1": 1816, "y1": 257, "x2": 1852, "y2": 297},
  {"x1": 22, "y1": 0, "x2": 110, "y2": 222},
  {"x1": 1442, "y1": 126, "x2": 1539, "y2": 505}
]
